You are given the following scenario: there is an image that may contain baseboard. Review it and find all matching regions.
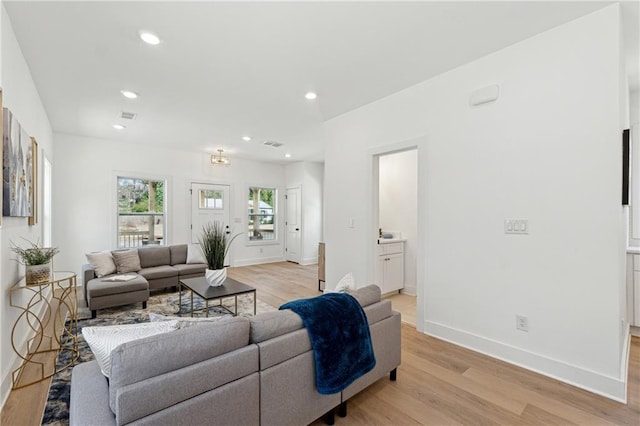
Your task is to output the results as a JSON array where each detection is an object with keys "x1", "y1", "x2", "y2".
[
  {"x1": 233, "y1": 256, "x2": 285, "y2": 267},
  {"x1": 631, "y1": 325, "x2": 640, "y2": 337},
  {"x1": 299, "y1": 257, "x2": 318, "y2": 266},
  {"x1": 424, "y1": 320, "x2": 627, "y2": 402}
]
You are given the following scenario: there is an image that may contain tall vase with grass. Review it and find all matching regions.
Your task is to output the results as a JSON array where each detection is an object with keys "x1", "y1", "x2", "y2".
[
  {"x1": 199, "y1": 221, "x2": 238, "y2": 287},
  {"x1": 11, "y1": 239, "x2": 60, "y2": 286}
]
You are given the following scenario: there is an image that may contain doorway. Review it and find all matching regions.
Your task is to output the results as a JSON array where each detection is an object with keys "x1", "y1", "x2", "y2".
[
  {"x1": 285, "y1": 186, "x2": 302, "y2": 263},
  {"x1": 376, "y1": 148, "x2": 418, "y2": 325},
  {"x1": 191, "y1": 183, "x2": 231, "y2": 263}
]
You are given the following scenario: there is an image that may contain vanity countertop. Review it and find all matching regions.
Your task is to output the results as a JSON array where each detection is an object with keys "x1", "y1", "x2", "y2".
[{"x1": 378, "y1": 238, "x2": 406, "y2": 244}]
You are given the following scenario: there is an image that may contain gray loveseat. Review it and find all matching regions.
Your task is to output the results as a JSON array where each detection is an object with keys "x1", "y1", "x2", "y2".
[
  {"x1": 69, "y1": 285, "x2": 401, "y2": 425},
  {"x1": 83, "y1": 244, "x2": 206, "y2": 318}
]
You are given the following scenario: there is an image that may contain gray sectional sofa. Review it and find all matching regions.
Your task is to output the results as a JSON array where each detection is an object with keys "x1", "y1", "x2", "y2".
[
  {"x1": 83, "y1": 244, "x2": 206, "y2": 318},
  {"x1": 69, "y1": 285, "x2": 401, "y2": 426}
]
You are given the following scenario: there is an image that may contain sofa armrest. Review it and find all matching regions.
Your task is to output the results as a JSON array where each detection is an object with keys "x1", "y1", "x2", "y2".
[
  {"x1": 82, "y1": 264, "x2": 97, "y2": 304},
  {"x1": 69, "y1": 360, "x2": 116, "y2": 426}
]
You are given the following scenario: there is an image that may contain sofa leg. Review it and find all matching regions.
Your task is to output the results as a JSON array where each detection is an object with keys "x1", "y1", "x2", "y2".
[
  {"x1": 390, "y1": 368, "x2": 397, "y2": 381},
  {"x1": 91, "y1": 310, "x2": 96, "y2": 319},
  {"x1": 323, "y1": 409, "x2": 335, "y2": 425},
  {"x1": 142, "y1": 301, "x2": 147, "y2": 310},
  {"x1": 338, "y1": 401, "x2": 347, "y2": 417}
]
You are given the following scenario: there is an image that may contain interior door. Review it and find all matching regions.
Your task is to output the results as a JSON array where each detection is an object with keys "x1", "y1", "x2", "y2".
[
  {"x1": 285, "y1": 187, "x2": 302, "y2": 263},
  {"x1": 191, "y1": 183, "x2": 231, "y2": 264}
]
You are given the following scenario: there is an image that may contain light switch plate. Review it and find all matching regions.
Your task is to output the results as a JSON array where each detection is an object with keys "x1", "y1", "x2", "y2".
[{"x1": 505, "y1": 219, "x2": 528, "y2": 234}]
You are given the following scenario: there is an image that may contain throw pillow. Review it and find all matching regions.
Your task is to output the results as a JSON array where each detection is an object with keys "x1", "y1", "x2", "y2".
[
  {"x1": 149, "y1": 312, "x2": 230, "y2": 328},
  {"x1": 334, "y1": 272, "x2": 356, "y2": 293},
  {"x1": 111, "y1": 249, "x2": 141, "y2": 273},
  {"x1": 186, "y1": 243, "x2": 206, "y2": 264},
  {"x1": 85, "y1": 251, "x2": 117, "y2": 277},
  {"x1": 82, "y1": 321, "x2": 179, "y2": 378}
]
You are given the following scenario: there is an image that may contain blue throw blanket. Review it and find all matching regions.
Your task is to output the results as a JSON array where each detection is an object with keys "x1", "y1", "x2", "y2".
[{"x1": 280, "y1": 292, "x2": 376, "y2": 394}]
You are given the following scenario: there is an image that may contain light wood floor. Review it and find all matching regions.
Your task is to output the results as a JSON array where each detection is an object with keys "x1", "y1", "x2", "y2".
[{"x1": 2, "y1": 262, "x2": 639, "y2": 425}]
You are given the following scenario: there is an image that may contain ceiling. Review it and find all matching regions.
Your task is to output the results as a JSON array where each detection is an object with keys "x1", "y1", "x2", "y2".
[{"x1": 3, "y1": 1, "x2": 639, "y2": 164}]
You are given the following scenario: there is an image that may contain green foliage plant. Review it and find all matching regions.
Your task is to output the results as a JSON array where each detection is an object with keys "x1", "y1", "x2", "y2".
[
  {"x1": 10, "y1": 239, "x2": 60, "y2": 265},
  {"x1": 198, "y1": 221, "x2": 239, "y2": 270}
]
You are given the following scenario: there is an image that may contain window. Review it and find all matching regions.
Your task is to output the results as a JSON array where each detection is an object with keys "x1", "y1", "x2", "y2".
[
  {"x1": 199, "y1": 189, "x2": 224, "y2": 209},
  {"x1": 248, "y1": 187, "x2": 276, "y2": 241},
  {"x1": 117, "y1": 177, "x2": 166, "y2": 248}
]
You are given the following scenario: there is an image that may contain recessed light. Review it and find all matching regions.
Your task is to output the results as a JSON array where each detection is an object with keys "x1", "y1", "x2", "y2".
[
  {"x1": 120, "y1": 90, "x2": 138, "y2": 99},
  {"x1": 304, "y1": 92, "x2": 317, "y2": 100},
  {"x1": 242, "y1": 136, "x2": 252, "y2": 142},
  {"x1": 113, "y1": 124, "x2": 126, "y2": 130},
  {"x1": 139, "y1": 31, "x2": 160, "y2": 45},
  {"x1": 285, "y1": 153, "x2": 292, "y2": 158}
]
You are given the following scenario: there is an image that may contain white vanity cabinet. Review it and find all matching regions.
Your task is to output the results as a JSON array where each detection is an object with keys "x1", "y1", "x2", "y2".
[{"x1": 375, "y1": 241, "x2": 405, "y2": 294}]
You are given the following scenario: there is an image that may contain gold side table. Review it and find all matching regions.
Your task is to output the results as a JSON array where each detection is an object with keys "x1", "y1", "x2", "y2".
[{"x1": 9, "y1": 271, "x2": 79, "y2": 389}]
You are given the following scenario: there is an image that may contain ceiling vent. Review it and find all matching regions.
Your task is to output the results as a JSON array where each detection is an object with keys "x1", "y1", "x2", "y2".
[
  {"x1": 263, "y1": 140, "x2": 283, "y2": 148},
  {"x1": 121, "y1": 111, "x2": 137, "y2": 120}
]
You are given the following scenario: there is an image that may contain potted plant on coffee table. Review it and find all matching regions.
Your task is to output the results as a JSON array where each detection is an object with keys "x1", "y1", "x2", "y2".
[
  {"x1": 198, "y1": 221, "x2": 239, "y2": 287},
  {"x1": 10, "y1": 239, "x2": 60, "y2": 285}
]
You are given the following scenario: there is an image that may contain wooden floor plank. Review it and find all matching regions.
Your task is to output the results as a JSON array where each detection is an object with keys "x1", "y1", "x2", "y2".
[{"x1": 3, "y1": 262, "x2": 640, "y2": 426}]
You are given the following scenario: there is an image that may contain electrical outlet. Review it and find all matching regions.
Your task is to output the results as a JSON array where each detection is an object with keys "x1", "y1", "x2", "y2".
[{"x1": 516, "y1": 315, "x2": 529, "y2": 332}]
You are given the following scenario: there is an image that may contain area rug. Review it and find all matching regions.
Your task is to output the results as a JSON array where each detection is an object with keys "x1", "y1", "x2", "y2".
[{"x1": 41, "y1": 290, "x2": 275, "y2": 425}]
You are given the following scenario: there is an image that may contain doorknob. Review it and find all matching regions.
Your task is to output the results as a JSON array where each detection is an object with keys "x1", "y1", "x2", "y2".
[{"x1": 296, "y1": 228, "x2": 300, "y2": 231}]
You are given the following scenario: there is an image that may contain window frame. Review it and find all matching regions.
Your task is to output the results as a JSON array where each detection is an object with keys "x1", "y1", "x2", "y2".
[
  {"x1": 246, "y1": 185, "x2": 279, "y2": 245},
  {"x1": 115, "y1": 173, "x2": 170, "y2": 248}
]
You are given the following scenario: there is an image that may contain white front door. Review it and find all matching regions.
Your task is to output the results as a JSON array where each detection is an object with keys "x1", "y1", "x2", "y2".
[
  {"x1": 191, "y1": 183, "x2": 231, "y2": 264},
  {"x1": 285, "y1": 187, "x2": 302, "y2": 263}
]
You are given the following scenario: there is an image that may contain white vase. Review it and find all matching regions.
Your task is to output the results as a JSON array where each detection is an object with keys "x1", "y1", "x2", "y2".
[{"x1": 205, "y1": 268, "x2": 227, "y2": 287}]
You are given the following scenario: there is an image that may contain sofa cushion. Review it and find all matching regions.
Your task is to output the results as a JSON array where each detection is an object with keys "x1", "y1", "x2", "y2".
[
  {"x1": 138, "y1": 246, "x2": 171, "y2": 268},
  {"x1": 138, "y1": 265, "x2": 179, "y2": 281},
  {"x1": 85, "y1": 251, "x2": 117, "y2": 277},
  {"x1": 149, "y1": 312, "x2": 231, "y2": 328},
  {"x1": 362, "y1": 300, "x2": 393, "y2": 325},
  {"x1": 109, "y1": 317, "x2": 251, "y2": 413},
  {"x1": 111, "y1": 249, "x2": 141, "y2": 273},
  {"x1": 349, "y1": 285, "x2": 381, "y2": 307},
  {"x1": 170, "y1": 244, "x2": 188, "y2": 265},
  {"x1": 82, "y1": 321, "x2": 179, "y2": 378},
  {"x1": 249, "y1": 310, "x2": 304, "y2": 343},
  {"x1": 87, "y1": 275, "x2": 148, "y2": 298},
  {"x1": 173, "y1": 263, "x2": 207, "y2": 276}
]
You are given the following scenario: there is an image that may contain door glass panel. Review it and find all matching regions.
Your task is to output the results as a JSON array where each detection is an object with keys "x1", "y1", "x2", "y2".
[{"x1": 199, "y1": 190, "x2": 223, "y2": 209}]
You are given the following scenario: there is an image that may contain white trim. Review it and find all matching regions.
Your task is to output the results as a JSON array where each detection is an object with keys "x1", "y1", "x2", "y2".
[
  {"x1": 424, "y1": 320, "x2": 627, "y2": 402},
  {"x1": 233, "y1": 256, "x2": 285, "y2": 267},
  {"x1": 300, "y1": 257, "x2": 318, "y2": 266}
]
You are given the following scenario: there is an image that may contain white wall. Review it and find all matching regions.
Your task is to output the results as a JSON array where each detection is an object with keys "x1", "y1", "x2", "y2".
[
  {"x1": 379, "y1": 150, "x2": 417, "y2": 295},
  {"x1": 0, "y1": 4, "x2": 55, "y2": 408},
  {"x1": 285, "y1": 161, "x2": 324, "y2": 265},
  {"x1": 324, "y1": 5, "x2": 628, "y2": 400},
  {"x1": 52, "y1": 133, "x2": 289, "y2": 276}
]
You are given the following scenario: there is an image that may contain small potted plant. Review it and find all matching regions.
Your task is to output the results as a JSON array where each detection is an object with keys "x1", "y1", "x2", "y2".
[
  {"x1": 10, "y1": 239, "x2": 60, "y2": 285},
  {"x1": 198, "y1": 221, "x2": 239, "y2": 286}
]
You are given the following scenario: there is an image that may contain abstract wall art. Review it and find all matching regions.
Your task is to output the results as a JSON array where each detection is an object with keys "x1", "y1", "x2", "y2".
[{"x1": 2, "y1": 107, "x2": 34, "y2": 217}]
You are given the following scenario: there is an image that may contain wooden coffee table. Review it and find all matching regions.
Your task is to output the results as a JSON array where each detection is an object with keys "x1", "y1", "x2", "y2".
[{"x1": 178, "y1": 276, "x2": 256, "y2": 317}]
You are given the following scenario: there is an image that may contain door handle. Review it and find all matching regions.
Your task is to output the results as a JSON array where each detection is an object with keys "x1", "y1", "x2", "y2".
[{"x1": 296, "y1": 228, "x2": 300, "y2": 231}]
